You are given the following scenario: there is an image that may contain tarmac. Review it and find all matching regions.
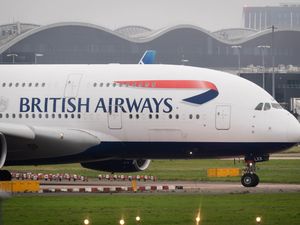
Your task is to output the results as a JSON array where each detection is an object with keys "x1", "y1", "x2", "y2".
[{"x1": 39, "y1": 180, "x2": 300, "y2": 194}]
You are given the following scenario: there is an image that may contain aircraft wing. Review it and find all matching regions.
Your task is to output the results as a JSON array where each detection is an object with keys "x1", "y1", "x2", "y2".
[
  {"x1": 0, "y1": 122, "x2": 106, "y2": 166},
  {"x1": 0, "y1": 122, "x2": 35, "y2": 140}
]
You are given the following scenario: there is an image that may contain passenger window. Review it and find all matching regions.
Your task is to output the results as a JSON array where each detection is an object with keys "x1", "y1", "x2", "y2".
[
  {"x1": 264, "y1": 103, "x2": 271, "y2": 111},
  {"x1": 255, "y1": 103, "x2": 263, "y2": 111}
]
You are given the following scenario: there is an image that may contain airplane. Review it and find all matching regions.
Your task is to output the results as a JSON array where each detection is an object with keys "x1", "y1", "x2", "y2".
[
  {"x1": 138, "y1": 50, "x2": 156, "y2": 64},
  {"x1": 0, "y1": 64, "x2": 299, "y2": 187}
]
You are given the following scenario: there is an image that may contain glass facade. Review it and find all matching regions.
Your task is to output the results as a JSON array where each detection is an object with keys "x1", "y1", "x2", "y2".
[{"x1": 1, "y1": 24, "x2": 300, "y2": 69}]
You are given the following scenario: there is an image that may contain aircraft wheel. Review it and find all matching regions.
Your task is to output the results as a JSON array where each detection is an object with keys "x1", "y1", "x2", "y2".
[
  {"x1": 0, "y1": 170, "x2": 12, "y2": 181},
  {"x1": 241, "y1": 173, "x2": 259, "y2": 187},
  {"x1": 252, "y1": 173, "x2": 259, "y2": 187}
]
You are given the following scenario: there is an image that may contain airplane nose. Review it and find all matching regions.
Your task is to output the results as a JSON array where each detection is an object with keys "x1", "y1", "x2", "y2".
[{"x1": 287, "y1": 116, "x2": 300, "y2": 143}]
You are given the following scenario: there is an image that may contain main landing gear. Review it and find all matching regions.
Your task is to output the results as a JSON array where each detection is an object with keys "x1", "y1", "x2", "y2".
[
  {"x1": 241, "y1": 154, "x2": 269, "y2": 187},
  {"x1": 0, "y1": 170, "x2": 12, "y2": 181}
]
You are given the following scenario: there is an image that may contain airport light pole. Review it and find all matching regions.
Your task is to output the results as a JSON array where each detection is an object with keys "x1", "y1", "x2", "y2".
[
  {"x1": 35, "y1": 53, "x2": 44, "y2": 64},
  {"x1": 257, "y1": 45, "x2": 270, "y2": 90},
  {"x1": 6, "y1": 53, "x2": 18, "y2": 64},
  {"x1": 269, "y1": 25, "x2": 278, "y2": 98},
  {"x1": 231, "y1": 45, "x2": 242, "y2": 75}
]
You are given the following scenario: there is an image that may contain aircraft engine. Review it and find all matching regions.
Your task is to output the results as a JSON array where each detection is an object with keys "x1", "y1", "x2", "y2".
[
  {"x1": 81, "y1": 159, "x2": 151, "y2": 173},
  {"x1": 0, "y1": 133, "x2": 7, "y2": 169}
]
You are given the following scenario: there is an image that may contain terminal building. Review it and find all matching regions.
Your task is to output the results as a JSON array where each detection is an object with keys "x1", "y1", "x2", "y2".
[
  {"x1": 243, "y1": 4, "x2": 300, "y2": 31},
  {"x1": 0, "y1": 20, "x2": 300, "y2": 110}
]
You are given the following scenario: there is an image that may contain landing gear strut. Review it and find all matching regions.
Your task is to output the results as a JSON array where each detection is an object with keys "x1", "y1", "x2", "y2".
[
  {"x1": 241, "y1": 154, "x2": 269, "y2": 187},
  {"x1": 0, "y1": 170, "x2": 12, "y2": 181}
]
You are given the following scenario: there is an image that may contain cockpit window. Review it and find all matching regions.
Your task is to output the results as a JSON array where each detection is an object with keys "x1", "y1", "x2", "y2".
[
  {"x1": 255, "y1": 103, "x2": 264, "y2": 110},
  {"x1": 271, "y1": 103, "x2": 282, "y2": 109},
  {"x1": 264, "y1": 103, "x2": 271, "y2": 111}
]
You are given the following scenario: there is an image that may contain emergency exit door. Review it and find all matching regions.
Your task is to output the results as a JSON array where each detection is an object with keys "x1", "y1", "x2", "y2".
[
  {"x1": 64, "y1": 74, "x2": 82, "y2": 97},
  {"x1": 215, "y1": 105, "x2": 231, "y2": 130},
  {"x1": 107, "y1": 106, "x2": 122, "y2": 129}
]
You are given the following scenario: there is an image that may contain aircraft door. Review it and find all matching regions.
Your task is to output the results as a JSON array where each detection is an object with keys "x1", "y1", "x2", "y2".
[
  {"x1": 107, "y1": 106, "x2": 122, "y2": 129},
  {"x1": 215, "y1": 105, "x2": 231, "y2": 130},
  {"x1": 64, "y1": 74, "x2": 83, "y2": 97}
]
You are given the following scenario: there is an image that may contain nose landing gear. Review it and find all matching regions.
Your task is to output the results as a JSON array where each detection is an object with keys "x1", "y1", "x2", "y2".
[{"x1": 241, "y1": 154, "x2": 269, "y2": 187}]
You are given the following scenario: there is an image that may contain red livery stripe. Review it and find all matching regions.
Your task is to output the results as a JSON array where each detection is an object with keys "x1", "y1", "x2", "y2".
[{"x1": 114, "y1": 80, "x2": 217, "y2": 91}]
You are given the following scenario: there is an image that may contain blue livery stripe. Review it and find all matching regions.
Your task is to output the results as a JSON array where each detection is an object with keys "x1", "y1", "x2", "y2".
[{"x1": 183, "y1": 89, "x2": 219, "y2": 105}]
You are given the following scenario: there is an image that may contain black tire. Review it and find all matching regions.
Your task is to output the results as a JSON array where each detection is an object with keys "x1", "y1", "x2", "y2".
[
  {"x1": 252, "y1": 173, "x2": 260, "y2": 187},
  {"x1": 241, "y1": 173, "x2": 259, "y2": 187},
  {"x1": 0, "y1": 170, "x2": 12, "y2": 181}
]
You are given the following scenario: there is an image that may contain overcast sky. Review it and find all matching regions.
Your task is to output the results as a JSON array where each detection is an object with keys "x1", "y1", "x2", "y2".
[{"x1": 0, "y1": 0, "x2": 299, "y2": 31}]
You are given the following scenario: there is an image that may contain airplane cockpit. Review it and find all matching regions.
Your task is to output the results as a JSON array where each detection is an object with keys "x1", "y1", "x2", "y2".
[{"x1": 255, "y1": 102, "x2": 283, "y2": 111}]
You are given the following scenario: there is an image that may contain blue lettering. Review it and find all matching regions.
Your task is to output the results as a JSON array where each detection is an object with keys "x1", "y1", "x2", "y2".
[
  {"x1": 152, "y1": 98, "x2": 163, "y2": 113},
  {"x1": 126, "y1": 98, "x2": 143, "y2": 113},
  {"x1": 67, "y1": 98, "x2": 76, "y2": 113},
  {"x1": 49, "y1": 98, "x2": 60, "y2": 113},
  {"x1": 94, "y1": 98, "x2": 107, "y2": 113},
  {"x1": 31, "y1": 98, "x2": 42, "y2": 112},
  {"x1": 20, "y1": 98, "x2": 30, "y2": 112},
  {"x1": 163, "y1": 98, "x2": 173, "y2": 113},
  {"x1": 141, "y1": 98, "x2": 153, "y2": 113},
  {"x1": 114, "y1": 98, "x2": 126, "y2": 113},
  {"x1": 78, "y1": 98, "x2": 90, "y2": 113}
]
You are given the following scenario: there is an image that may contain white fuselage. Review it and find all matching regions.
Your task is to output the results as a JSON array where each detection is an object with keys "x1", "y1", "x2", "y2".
[{"x1": 0, "y1": 64, "x2": 299, "y2": 165}]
